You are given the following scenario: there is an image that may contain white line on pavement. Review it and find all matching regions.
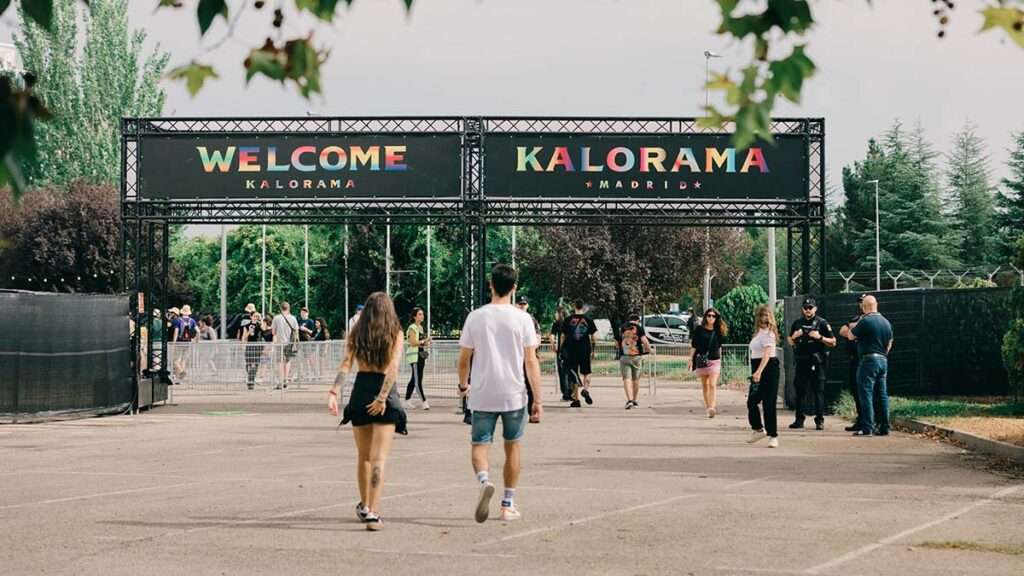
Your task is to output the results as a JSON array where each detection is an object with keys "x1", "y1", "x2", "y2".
[
  {"x1": 365, "y1": 548, "x2": 517, "y2": 559},
  {"x1": 0, "y1": 481, "x2": 209, "y2": 511},
  {"x1": 475, "y1": 476, "x2": 772, "y2": 547},
  {"x1": 802, "y1": 483, "x2": 1024, "y2": 575}
]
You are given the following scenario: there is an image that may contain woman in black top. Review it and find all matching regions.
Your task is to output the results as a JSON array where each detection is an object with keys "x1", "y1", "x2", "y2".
[
  {"x1": 689, "y1": 307, "x2": 728, "y2": 418},
  {"x1": 313, "y1": 318, "x2": 330, "y2": 379},
  {"x1": 242, "y1": 312, "x2": 263, "y2": 390},
  {"x1": 327, "y1": 292, "x2": 407, "y2": 531}
]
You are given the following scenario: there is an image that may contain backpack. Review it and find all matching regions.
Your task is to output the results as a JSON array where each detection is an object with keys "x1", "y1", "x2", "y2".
[{"x1": 179, "y1": 318, "x2": 198, "y2": 342}]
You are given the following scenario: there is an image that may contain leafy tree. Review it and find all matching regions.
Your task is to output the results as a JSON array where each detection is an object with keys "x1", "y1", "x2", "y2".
[
  {"x1": 521, "y1": 226, "x2": 745, "y2": 329},
  {"x1": 997, "y1": 130, "x2": 1024, "y2": 261},
  {"x1": 714, "y1": 284, "x2": 769, "y2": 344},
  {"x1": 13, "y1": 0, "x2": 169, "y2": 186},
  {"x1": 945, "y1": 121, "x2": 999, "y2": 267},
  {"x1": 0, "y1": 181, "x2": 121, "y2": 292},
  {"x1": 4, "y1": 0, "x2": 1024, "y2": 195}
]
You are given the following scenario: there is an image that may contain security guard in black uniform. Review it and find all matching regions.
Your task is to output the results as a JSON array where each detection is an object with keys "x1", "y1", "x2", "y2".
[{"x1": 787, "y1": 297, "x2": 836, "y2": 430}]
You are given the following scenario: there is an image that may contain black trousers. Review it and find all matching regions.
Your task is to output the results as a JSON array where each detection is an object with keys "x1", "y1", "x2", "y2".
[
  {"x1": 848, "y1": 356, "x2": 864, "y2": 426},
  {"x1": 556, "y1": 354, "x2": 573, "y2": 397},
  {"x1": 748, "y1": 358, "x2": 780, "y2": 437},
  {"x1": 793, "y1": 356, "x2": 825, "y2": 421},
  {"x1": 405, "y1": 356, "x2": 426, "y2": 401}
]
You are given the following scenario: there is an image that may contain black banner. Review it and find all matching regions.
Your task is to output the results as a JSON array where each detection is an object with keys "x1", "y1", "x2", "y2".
[
  {"x1": 484, "y1": 134, "x2": 807, "y2": 200},
  {"x1": 139, "y1": 134, "x2": 462, "y2": 199}
]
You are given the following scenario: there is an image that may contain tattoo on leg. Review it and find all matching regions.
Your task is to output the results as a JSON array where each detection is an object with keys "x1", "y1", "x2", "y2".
[{"x1": 371, "y1": 465, "x2": 381, "y2": 487}]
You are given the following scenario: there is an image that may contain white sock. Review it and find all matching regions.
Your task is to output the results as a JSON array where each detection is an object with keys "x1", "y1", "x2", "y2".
[{"x1": 477, "y1": 471, "x2": 490, "y2": 485}]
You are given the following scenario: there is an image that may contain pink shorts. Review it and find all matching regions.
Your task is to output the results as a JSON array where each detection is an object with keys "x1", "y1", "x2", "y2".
[{"x1": 696, "y1": 359, "x2": 722, "y2": 376}]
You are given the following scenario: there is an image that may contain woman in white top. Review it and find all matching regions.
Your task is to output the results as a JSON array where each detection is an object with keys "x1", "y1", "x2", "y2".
[{"x1": 747, "y1": 304, "x2": 781, "y2": 448}]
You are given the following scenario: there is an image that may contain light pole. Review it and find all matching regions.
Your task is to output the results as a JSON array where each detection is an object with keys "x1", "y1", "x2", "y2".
[
  {"x1": 303, "y1": 224, "x2": 309, "y2": 309},
  {"x1": 866, "y1": 179, "x2": 881, "y2": 291},
  {"x1": 703, "y1": 50, "x2": 722, "y2": 114},
  {"x1": 261, "y1": 224, "x2": 267, "y2": 315},
  {"x1": 702, "y1": 50, "x2": 722, "y2": 311}
]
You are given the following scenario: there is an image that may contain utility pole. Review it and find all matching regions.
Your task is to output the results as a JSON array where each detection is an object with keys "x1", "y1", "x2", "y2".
[
  {"x1": 426, "y1": 225, "x2": 432, "y2": 335},
  {"x1": 303, "y1": 225, "x2": 309, "y2": 309},
  {"x1": 261, "y1": 224, "x2": 267, "y2": 315},
  {"x1": 220, "y1": 225, "x2": 227, "y2": 339}
]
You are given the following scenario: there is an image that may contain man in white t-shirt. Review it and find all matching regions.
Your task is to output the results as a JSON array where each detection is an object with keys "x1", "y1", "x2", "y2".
[
  {"x1": 458, "y1": 264, "x2": 542, "y2": 524},
  {"x1": 347, "y1": 304, "x2": 363, "y2": 336},
  {"x1": 271, "y1": 301, "x2": 299, "y2": 387}
]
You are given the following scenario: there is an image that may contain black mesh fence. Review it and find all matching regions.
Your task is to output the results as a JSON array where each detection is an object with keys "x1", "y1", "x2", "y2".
[
  {"x1": 0, "y1": 290, "x2": 132, "y2": 422},
  {"x1": 783, "y1": 287, "x2": 1011, "y2": 409}
]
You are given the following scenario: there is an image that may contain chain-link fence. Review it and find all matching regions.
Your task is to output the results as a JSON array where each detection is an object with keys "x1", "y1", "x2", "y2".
[{"x1": 166, "y1": 340, "x2": 764, "y2": 400}]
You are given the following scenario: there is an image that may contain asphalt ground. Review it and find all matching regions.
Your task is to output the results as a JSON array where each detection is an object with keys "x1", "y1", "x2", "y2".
[{"x1": 2, "y1": 377, "x2": 1023, "y2": 575}]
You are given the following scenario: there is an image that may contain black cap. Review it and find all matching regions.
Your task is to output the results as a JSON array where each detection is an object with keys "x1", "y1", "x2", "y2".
[
  {"x1": 802, "y1": 297, "x2": 817, "y2": 307},
  {"x1": 515, "y1": 295, "x2": 529, "y2": 305},
  {"x1": 857, "y1": 293, "x2": 867, "y2": 302}
]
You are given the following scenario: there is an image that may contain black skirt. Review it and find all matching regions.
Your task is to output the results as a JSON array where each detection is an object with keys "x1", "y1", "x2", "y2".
[{"x1": 341, "y1": 372, "x2": 408, "y2": 435}]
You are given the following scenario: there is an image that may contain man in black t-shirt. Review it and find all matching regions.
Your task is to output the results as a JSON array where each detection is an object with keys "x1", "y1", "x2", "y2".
[
  {"x1": 839, "y1": 294, "x2": 867, "y2": 432},
  {"x1": 559, "y1": 299, "x2": 598, "y2": 408},
  {"x1": 786, "y1": 297, "x2": 836, "y2": 430}
]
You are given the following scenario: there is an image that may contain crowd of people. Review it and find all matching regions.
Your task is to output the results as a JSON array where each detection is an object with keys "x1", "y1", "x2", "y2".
[{"x1": 327, "y1": 263, "x2": 895, "y2": 531}]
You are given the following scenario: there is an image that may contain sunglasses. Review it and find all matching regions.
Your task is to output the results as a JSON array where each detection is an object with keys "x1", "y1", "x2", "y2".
[
  {"x1": 803, "y1": 305, "x2": 815, "y2": 310},
  {"x1": 705, "y1": 313, "x2": 718, "y2": 318}
]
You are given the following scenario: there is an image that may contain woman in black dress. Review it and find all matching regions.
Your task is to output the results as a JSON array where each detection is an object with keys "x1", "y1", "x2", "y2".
[{"x1": 327, "y1": 292, "x2": 406, "y2": 531}]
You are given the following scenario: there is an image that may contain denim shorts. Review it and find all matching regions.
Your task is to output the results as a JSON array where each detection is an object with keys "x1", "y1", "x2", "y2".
[{"x1": 471, "y1": 407, "x2": 528, "y2": 445}]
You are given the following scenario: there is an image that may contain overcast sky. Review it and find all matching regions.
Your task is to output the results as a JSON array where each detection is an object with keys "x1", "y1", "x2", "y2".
[{"x1": 2, "y1": 0, "x2": 1023, "y2": 237}]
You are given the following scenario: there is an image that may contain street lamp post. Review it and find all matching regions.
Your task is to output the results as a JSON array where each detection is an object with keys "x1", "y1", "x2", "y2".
[
  {"x1": 866, "y1": 179, "x2": 881, "y2": 291},
  {"x1": 702, "y1": 50, "x2": 722, "y2": 310}
]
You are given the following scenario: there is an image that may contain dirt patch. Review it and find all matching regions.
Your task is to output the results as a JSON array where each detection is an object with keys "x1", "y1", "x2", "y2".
[{"x1": 937, "y1": 417, "x2": 1024, "y2": 447}]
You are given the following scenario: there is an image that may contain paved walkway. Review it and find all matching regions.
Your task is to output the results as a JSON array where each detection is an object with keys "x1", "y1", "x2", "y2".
[{"x1": 1, "y1": 377, "x2": 1022, "y2": 575}]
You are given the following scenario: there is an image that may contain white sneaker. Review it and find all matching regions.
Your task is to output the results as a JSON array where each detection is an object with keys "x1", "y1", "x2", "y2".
[
  {"x1": 421, "y1": 400, "x2": 431, "y2": 411},
  {"x1": 475, "y1": 482, "x2": 495, "y2": 523},
  {"x1": 747, "y1": 429, "x2": 767, "y2": 444},
  {"x1": 500, "y1": 504, "x2": 522, "y2": 521},
  {"x1": 402, "y1": 400, "x2": 417, "y2": 410},
  {"x1": 768, "y1": 436, "x2": 779, "y2": 448},
  {"x1": 708, "y1": 408, "x2": 716, "y2": 418}
]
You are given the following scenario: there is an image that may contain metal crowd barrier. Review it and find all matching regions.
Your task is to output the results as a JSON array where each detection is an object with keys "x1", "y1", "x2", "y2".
[{"x1": 163, "y1": 340, "x2": 765, "y2": 400}]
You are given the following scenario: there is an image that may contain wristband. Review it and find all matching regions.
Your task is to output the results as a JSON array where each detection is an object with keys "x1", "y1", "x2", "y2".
[
  {"x1": 458, "y1": 386, "x2": 469, "y2": 392},
  {"x1": 328, "y1": 390, "x2": 337, "y2": 396}
]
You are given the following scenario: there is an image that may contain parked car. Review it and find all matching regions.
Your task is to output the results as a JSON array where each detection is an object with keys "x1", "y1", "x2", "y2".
[{"x1": 642, "y1": 314, "x2": 690, "y2": 345}]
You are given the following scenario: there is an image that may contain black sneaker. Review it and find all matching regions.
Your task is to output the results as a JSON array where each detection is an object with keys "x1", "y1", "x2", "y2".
[
  {"x1": 356, "y1": 502, "x2": 370, "y2": 522},
  {"x1": 570, "y1": 400, "x2": 582, "y2": 408},
  {"x1": 625, "y1": 401, "x2": 633, "y2": 410},
  {"x1": 852, "y1": 430, "x2": 873, "y2": 437},
  {"x1": 815, "y1": 420, "x2": 824, "y2": 431},
  {"x1": 844, "y1": 424, "x2": 860, "y2": 432},
  {"x1": 580, "y1": 389, "x2": 593, "y2": 405},
  {"x1": 631, "y1": 400, "x2": 639, "y2": 408},
  {"x1": 876, "y1": 429, "x2": 890, "y2": 436},
  {"x1": 788, "y1": 421, "x2": 804, "y2": 429}
]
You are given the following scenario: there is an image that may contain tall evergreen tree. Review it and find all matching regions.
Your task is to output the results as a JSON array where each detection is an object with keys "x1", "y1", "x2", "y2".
[
  {"x1": 946, "y1": 121, "x2": 999, "y2": 266},
  {"x1": 15, "y1": 0, "x2": 169, "y2": 185},
  {"x1": 834, "y1": 121, "x2": 959, "y2": 280},
  {"x1": 997, "y1": 130, "x2": 1024, "y2": 261}
]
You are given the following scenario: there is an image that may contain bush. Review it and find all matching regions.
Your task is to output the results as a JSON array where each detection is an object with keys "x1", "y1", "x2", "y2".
[
  {"x1": 953, "y1": 278, "x2": 998, "y2": 289},
  {"x1": 1004, "y1": 236, "x2": 1024, "y2": 396},
  {"x1": 715, "y1": 285, "x2": 769, "y2": 344}
]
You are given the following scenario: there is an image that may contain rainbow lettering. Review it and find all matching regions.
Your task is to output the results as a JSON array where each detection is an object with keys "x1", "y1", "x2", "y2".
[
  {"x1": 515, "y1": 146, "x2": 770, "y2": 174},
  {"x1": 195, "y1": 145, "x2": 408, "y2": 173}
]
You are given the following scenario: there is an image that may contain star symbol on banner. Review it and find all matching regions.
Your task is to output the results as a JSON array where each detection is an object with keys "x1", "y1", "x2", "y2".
[
  {"x1": 693, "y1": 181, "x2": 701, "y2": 189},
  {"x1": 585, "y1": 181, "x2": 593, "y2": 188}
]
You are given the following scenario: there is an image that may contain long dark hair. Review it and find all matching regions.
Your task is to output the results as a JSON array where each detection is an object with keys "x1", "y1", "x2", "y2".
[
  {"x1": 702, "y1": 306, "x2": 729, "y2": 338},
  {"x1": 409, "y1": 306, "x2": 424, "y2": 324},
  {"x1": 315, "y1": 318, "x2": 330, "y2": 340},
  {"x1": 348, "y1": 292, "x2": 402, "y2": 367}
]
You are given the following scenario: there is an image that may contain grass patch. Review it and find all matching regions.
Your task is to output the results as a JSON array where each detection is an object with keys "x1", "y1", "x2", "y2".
[
  {"x1": 830, "y1": 392, "x2": 1024, "y2": 421},
  {"x1": 918, "y1": 540, "x2": 1024, "y2": 556}
]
